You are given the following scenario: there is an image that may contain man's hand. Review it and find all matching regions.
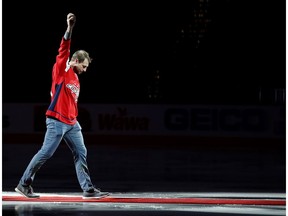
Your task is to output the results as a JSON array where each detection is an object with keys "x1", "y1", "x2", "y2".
[{"x1": 67, "y1": 13, "x2": 76, "y2": 29}]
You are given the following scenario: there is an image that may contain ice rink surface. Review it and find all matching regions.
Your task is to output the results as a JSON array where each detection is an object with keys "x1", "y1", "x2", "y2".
[
  {"x1": 2, "y1": 191, "x2": 286, "y2": 216},
  {"x1": 3, "y1": 141, "x2": 285, "y2": 216}
]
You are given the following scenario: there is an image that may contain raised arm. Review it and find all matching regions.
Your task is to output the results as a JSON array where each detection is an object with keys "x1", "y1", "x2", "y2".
[{"x1": 64, "y1": 13, "x2": 76, "y2": 40}]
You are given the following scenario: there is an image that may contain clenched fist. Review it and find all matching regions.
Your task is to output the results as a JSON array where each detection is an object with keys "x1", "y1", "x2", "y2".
[{"x1": 67, "y1": 13, "x2": 76, "y2": 29}]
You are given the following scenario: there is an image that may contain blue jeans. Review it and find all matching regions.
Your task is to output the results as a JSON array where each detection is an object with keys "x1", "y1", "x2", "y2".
[{"x1": 19, "y1": 117, "x2": 94, "y2": 192}]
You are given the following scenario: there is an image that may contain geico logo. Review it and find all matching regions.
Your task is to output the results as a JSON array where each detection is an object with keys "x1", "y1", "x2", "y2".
[{"x1": 164, "y1": 108, "x2": 268, "y2": 132}]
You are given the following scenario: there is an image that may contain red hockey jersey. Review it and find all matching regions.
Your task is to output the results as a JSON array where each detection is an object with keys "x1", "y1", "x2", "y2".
[{"x1": 46, "y1": 37, "x2": 80, "y2": 125}]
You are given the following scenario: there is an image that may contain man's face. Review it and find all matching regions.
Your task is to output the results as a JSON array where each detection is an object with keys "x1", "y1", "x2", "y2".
[{"x1": 75, "y1": 59, "x2": 89, "y2": 75}]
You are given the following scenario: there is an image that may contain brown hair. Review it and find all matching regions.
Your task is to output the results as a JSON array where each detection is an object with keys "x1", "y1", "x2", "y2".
[{"x1": 71, "y1": 50, "x2": 92, "y2": 63}]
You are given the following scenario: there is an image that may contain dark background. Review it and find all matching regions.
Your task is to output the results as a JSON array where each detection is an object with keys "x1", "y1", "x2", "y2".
[
  {"x1": 2, "y1": 0, "x2": 286, "y2": 194},
  {"x1": 3, "y1": 0, "x2": 285, "y2": 104}
]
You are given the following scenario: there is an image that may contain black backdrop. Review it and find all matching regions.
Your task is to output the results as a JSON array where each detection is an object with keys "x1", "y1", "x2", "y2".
[{"x1": 3, "y1": 0, "x2": 285, "y2": 104}]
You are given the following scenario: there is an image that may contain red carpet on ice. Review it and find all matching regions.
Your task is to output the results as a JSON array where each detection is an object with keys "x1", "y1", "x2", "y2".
[{"x1": 2, "y1": 194, "x2": 285, "y2": 206}]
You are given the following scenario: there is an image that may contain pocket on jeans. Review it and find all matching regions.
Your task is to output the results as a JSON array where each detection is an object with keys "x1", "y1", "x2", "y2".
[{"x1": 46, "y1": 118, "x2": 63, "y2": 136}]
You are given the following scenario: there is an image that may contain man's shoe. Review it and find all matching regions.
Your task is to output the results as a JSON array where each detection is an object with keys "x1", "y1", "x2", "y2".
[
  {"x1": 15, "y1": 183, "x2": 40, "y2": 198},
  {"x1": 83, "y1": 188, "x2": 110, "y2": 199}
]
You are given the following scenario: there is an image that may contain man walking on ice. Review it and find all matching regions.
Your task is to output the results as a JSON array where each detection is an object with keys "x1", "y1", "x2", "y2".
[{"x1": 15, "y1": 12, "x2": 110, "y2": 199}]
